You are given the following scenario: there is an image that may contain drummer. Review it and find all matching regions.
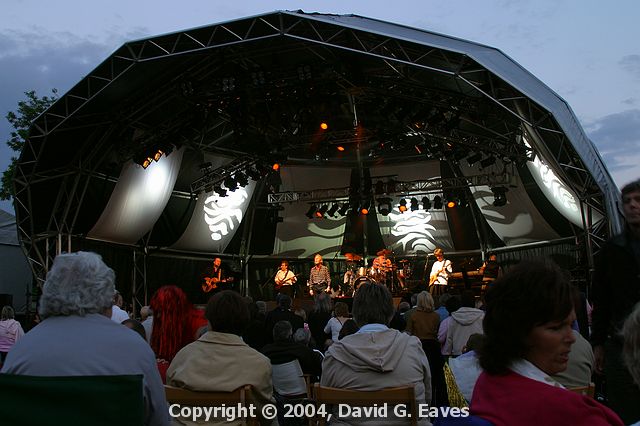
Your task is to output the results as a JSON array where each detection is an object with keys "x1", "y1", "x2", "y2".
[{"x1": 371, "y1": 249, "x2": 392, "y2": 284}]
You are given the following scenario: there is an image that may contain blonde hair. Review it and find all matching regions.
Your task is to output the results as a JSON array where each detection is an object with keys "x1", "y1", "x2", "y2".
[{"x1": 417, "y1": 291, "x2": 435, "y2": 312}]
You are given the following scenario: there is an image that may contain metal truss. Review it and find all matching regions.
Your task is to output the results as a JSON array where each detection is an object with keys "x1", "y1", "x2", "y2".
[
  {"x1": 131, "y1": 249, "x2": 148, "y2": 318},
  {"x1": 191, "y1": 157, "x2": 258, "y2": 194},
  {"x1": 267, "y1": 171, "x2": 515, "y2": 204},
  {"x1": 14, "y1": 10, "x2": 615, "y2": 293}
]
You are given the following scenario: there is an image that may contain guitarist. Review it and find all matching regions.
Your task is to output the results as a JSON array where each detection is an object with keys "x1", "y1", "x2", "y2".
[
  {"x1": 202, "y1": 257, "x2": 233, "y2": 293},
  {"x1": 274, "y1": 260, "x2": 298, "y2": 298},
  {"x1": 428, "y1": 248, "x2": 452, "y2": 298}
]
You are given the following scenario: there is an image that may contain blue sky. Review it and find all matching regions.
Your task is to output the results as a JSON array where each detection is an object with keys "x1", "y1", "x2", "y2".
[{"x1": 1, "y1": 0, "x2": 639, "y2": 214}]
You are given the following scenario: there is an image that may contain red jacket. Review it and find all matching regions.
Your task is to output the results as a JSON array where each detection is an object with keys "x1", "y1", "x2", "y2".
[{"x1": 471, "y1": 371, "x2": 623, "y2": 426}]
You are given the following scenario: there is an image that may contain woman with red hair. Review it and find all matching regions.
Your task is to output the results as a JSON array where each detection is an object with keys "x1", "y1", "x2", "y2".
[{"x1": 149, "y1": 285, "x2": 194, "y2": 382}]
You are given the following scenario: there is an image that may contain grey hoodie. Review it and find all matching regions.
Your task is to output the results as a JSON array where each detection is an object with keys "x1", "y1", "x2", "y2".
[
  {"x1": 321, "y1": 327, "x2": 433, "y2": 425},
  {"x1": 444, "y1": 307, "x2": 484, "y2": 356}
]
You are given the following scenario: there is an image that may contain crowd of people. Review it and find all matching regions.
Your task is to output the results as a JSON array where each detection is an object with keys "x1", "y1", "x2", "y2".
[{"x1": 0, "y1": 178, "x2": 638, "y2": 425}]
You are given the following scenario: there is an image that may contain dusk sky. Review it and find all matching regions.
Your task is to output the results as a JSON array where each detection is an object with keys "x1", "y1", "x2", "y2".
[{"x1": 1, "y1": 0, "x2": 639, "y2": 214}]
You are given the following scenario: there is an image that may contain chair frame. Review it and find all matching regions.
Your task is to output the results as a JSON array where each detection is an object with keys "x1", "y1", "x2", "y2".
[
  {"x1": 312, "y1": 383, "x2": 418, "y2": 426},
  {"x1": 165, "y1": 384, "x2": 259, "y2": 425}
]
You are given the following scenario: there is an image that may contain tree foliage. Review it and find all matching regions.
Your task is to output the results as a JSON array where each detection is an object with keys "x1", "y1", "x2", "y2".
[{"x1": 1, "y1": 89, "x2": 58, "y2": 200}]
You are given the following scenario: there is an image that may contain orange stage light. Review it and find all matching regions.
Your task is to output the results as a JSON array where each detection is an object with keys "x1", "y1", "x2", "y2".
[
  {"x1": 272, "y1": 163, "x2": 281, "y2": 171},
  {"x1": 337, "y1": 145, "x2": 345, "y2": 151},
  {"x1": 320, "y1": 122, "x2": 328, "y2": 130},
  {"x1": 447, "y1": 201, "x2": 456, "y2": 208},
  {"x1": 360, "y1": 208, "x2": 369, "y2": 215}
]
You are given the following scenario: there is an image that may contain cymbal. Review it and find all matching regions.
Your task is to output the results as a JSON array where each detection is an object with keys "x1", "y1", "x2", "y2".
[
  {"x1": 398, "y1": 259, "x2": 411, "y2": 264},
  {"x1": 376, "y1": 248, "x2": 392, "y2": 256},
  {"x1": 345, "y1": 253, "x2": 363, "y2": 261}
]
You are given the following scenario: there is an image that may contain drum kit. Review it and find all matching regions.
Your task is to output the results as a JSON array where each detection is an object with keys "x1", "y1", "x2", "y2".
[{"x1": 341, "y1": 249, "x2": 413, "y2": 295}]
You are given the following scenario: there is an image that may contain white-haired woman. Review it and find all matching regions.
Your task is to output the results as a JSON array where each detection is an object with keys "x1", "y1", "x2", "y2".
[
  {"x1": 0, "y1": 305, "x2": 24, "y2": 364},
  {"x1": 0, "y1": 251, "x2": 169, "y2": 426}
]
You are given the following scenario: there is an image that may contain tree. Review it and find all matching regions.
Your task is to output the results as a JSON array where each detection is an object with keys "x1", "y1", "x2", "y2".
[{"x1": 1, "y1": 89, "x2": 58, "y2": 200}]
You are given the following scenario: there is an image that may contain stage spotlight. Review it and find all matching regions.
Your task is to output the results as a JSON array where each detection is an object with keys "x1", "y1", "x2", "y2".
[
  {"x1": 338, "y1": 203, "x2": 350, "y2": 216},
  {"x1": 422, "y1": 196, "x2": 431, "y2": 210},
  {"x1": 153, "y1": 149, "x2": 164, "y2": 162},
  {"x1": 410, "y1": 197, "x2": 419, "y2": 211},
  {"x1": 320, "y1": 122, "x2": 329, "y2": 130},
  {"x1": 327, "y1": 203, "x2": 340, "y2": 217},
  {"x1": 224, "y1": 175, "x2": 238, "y2": 191},
  {"x1": 315, "y1": 204, "x2": 329, "y2": 218},
  {"x1": 306, "y1": 204, "x2": 317, "y2": 219},
  {"x1": 337, "y1": 145, "x2": 345, "y2": 152},
  {"x1": 214, "y1": 185, "x2": 227, "y2": 197},
  {"x1": 377, "y1": 198, "x2": 392, "y2": 216},
  {"x1": 447, "y1": 200, "x2": 457, "y2": 208},
  {"x1": 467, "y1": 152, "x2": 482, "y2": 166},
  {"x1": 272, "y1": 163, "x2": 281, "y2": 171},
  {"x1": 433, "y1": 195, "x2": 443, "y2": 209},
  {"x1": 479, "y1": 156, "x2": 496, "y2": 169},
  {"x1": 360, "y1": 199, "x2": 371, "y2": 215},
  {"x1": 492, "y1": 187, "x2": 508, "y2": 207},
  {"x1": 398, "y1": 199, "x2": 408, "y2": 213},
  {"x1": 142, "y1": 157, "x2": 153, "y2": 169}
]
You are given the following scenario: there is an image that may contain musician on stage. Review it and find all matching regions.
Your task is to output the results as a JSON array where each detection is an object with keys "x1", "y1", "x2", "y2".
[
  {"x1": 274, "y1": 260, "x2": 297, "y2": 298},
  {"x1": 428, "y1": 248, "x2": 452, "y2": 298},
  {"x1": 308, "y1": 254, "x2": 331, "y2": 297},
  {"x1": 202, "y1": 257, "x2": 233, "y2": 293}
]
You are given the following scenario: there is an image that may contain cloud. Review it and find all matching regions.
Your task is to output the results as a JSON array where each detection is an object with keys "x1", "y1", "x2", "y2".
[
  {"x1": 622, "y1": 98, "x2": 637, "y2": 106},
  {"x1": 585, "y1": 109, "x2": 640, "y2": 187},
  {"x1": 619, "y1": 54, "x2": 640, "y2": 80}
]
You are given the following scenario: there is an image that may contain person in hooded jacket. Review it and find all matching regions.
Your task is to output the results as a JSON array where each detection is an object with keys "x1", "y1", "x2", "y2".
[
  {"x1": 321, "y1": 280, "x2": 432, "y2": 425},
  {"x1": 443, "y1": 290, "x2": 484, "y2": 357}
]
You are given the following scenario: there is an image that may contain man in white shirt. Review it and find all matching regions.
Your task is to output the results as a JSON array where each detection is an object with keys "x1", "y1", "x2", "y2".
[
  {"x1": 429, "y1": 248, "x2": 452, "y2": 298},
  {"x1": 274, "y1": 260, "x2": 297, "y2": 298}
]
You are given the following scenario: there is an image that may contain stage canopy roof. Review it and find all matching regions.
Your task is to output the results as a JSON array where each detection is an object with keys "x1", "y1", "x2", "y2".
[{"x1": 14, "y1": 10, "x2": 621, "y2": 276}]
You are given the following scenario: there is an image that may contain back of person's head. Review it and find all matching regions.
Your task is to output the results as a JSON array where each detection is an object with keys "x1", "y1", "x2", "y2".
[
  {"x1": 206, "y1": 290, "x2": 250, "y2": 336},
  {"x1": 150, "y1": 285, "x2": 191, "y2": 361},
  {"x1": 479, "y1": 259, "x2": 573, "y2": 375},
  {"x1": 398, "y1": 301, "x2": 410, "y2": 313},
  {"x1": 140, "y1": 306, "x2": 152, "y2": 320},
  {"x1": 334, "y1": 302, "x2": 349, "y2": 318},
  {"x1": 122, "y1": 319, "x2": 146, "y2": 341},
  {"x1": 461, "y1": 290, "x2": 476, "y2": 308},
  {"x1": 410, "y1": 292, "x2": 419, "y2": 307},
  {"x1": 314, "y1": 291, "x2": 332, "y2": 313},
  {"x1": 352, "y1": 281, "x2": 394, "y2": 327},
  {"x1": 113, "y1": 291, "x2": 124, "y2": 307},
  {"x1": 1, "y1": 305, "x2": 15, "y2": 320},
  {"x1": 273, "y1": 320, "x2": 293, "y2": 342},
  {"x1": 438, "y1": 293, "x2": 452, "y2": 309},
  {"x1": 278, "y1": 294, "x2": 292, "y2": 310},
  {"x1": 39, "y1": 251, "x2": 115, "y2": 319},
  {"x1": 293, "y1": 327, "x2": 311, "y2": 345},
  {"x1": 294, "y1": 308, "x2": 307, "y2": 322},
  {"x1": 256, "y1": 300, "x2": 267, "y2": 315},
  {"x1": 622, "y1": 302, "x2": 640, "y2": 387},
  {"x1": 445, "y1": 295, "x2": 461, "y2": 314},
  {"x1": 417, "y1": 291, "x2": 435, "y2": 312},
  {"x1": 338, "y1": 319, "x2": 360, "y2": 340},
  {"x1": 464, "y1": 333, "x2": 485, "y2": 353}
]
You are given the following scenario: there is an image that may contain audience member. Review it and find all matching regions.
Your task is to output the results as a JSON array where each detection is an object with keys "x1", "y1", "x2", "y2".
[
  {"x1": 140, "y1": 306, "x2": 153, "y2": 342},
  {"x1": 306, "y1": 292, "x2": 332, "y2": 351},
  {"x1": 592, "y1": 178, "x2": 640, "y2": 424},
  {"x1": 167, "y1": 290, "x2": 275, "y2": 425},
  {"x1": 389, "y1": 301, "x2": 409, "y2": 331},
  {"x1": 337, "y1": 319, "x2": 359, "y2": 340},
  {"x1": 262, "y1": 320, "x2": 322, "y2": 382},
  {"x1": 402, "y1": 292, "x2": 419, "y2": 324},
  {"x1": 265, "y1": 294, "x2": 304, "y2": 344},
  {"x1": 437, "y1": 295, "x2": 461, "y2": 354},
  {"x1": 122, "y1": 318, "x2": 147, "y2": 341},
  {"x1": 443, "y1": 290, "x2": 483, "y2": 356},
  {"x1": 407, "y1": 291, "x2": 446, "y2": 407},
  {"x1": 622, "y1": 302, "x2": 640, "y2": 426},
  {"x1": 321, "y1": 280, "x2": 432, "y2": 425},
  {"x1": 149, "y1": 285, "x2": 194, "y2": 382},
  {"x1": 324, "y1": 301, "x2": 350, "y2": 343},
  {"x1": 243, "y1": 301, "x2": 268, "y2": 351},
  {"x1": 471, "y1": 259, "x2": 622, "y2": 425},
  {"x1": 448, "y1": 334, "x2": 484, "y2": 403},
  {"x1": 435, "y1": 293, "x2": 452, "y2": 322},
  {"x1": 0, "y1": 251, "x2": 168, "y2": 426},
  {"x1": 110, "y1": 290, "x2": 129, "y2": 323},
  {"x1": 0, "y1": 305, "x2": 24, "y2": 364}
]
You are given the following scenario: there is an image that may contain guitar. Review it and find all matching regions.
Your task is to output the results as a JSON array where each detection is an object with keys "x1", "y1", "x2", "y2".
[
  {"x1": 202, "y1": 276, "x2": 234, "y2": 293},
  {"x1": 429, "y1": 262, "x2": 449, "y2": 286},
  {"x1": 274, "y1": 273, "x2": 302, "y2": 290}
]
